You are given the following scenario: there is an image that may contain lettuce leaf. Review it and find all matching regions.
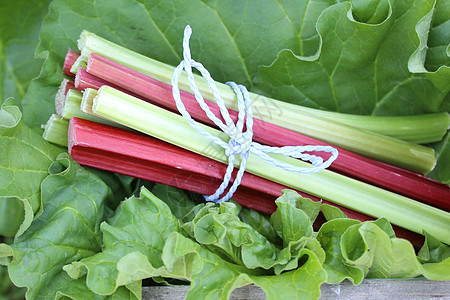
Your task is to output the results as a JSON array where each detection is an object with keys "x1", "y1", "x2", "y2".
[
  {"x1": 317, "y1": 213, "x2": 450, "y2": 284},
  {"x1": 0, "y1": 154, "x2": 117, "y2": 299},
  {"x1": 63, "y1": 188, "x2": 328, "y2": 299},
  {"x1": 62, "y1": 186, "x2": 181, "y2": 296}
]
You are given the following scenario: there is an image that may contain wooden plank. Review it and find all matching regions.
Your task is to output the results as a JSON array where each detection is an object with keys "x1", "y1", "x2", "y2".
[{"x1": 142, "y1": 280, "x2": 450, "y2": 299}]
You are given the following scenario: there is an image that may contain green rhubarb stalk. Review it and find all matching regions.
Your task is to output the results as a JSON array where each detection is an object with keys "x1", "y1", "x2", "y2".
[
  {"x1": 74, "y1": 31, "x2": 441, "y2": 173},
  {"x1": 90, "y1": 86, "x2": 450, "y2": 244},
  {"x1": 80, "y1": 88, "x2": 130, "y2": 130},
  {"x1": 42, "y1": 114, "x2": 69, "y2": 146},
  {"x1": 287, "y1": 107, "x2": 450, "y2": 144}
]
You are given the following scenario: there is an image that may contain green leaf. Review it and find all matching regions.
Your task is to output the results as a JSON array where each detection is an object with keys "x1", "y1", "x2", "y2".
[
  {"x1": 0, "y1": 265, "x2": 25, "y2": 300},
  {"x1": 316, "y1": 218, "x2": 363, "y2": 284},
  {"x1": 416, "y1": 231, "x2": 450, "y2": 280},
  {"x1": 184, "y1": 202, "x2": 286, "y2": 269},
  {"x1": 150, "y1": 183, "x2": 198, "y2": 219},
  {"x1": 249, "y1": 250, "x2": 327, "y2": 300},
  {"x1": 183, "y1": 194, "x2": 325, "y2": 275},
  {"x1": 351, "y1": 0, "x2": 391, "y2": 24},
  {"x1": 427, "y1": 131, "x2": 450, "y2": 184},
  {"x1": 343, "y1": 221, "x2": 422, "y2": 278},
  {"x1": 238, "y1": 206, "x2": 282, "y2": 246},
  {"x1": 1, "y1": 153, "x2": 114, "y2": 299},
  {"x1": 425, "y1": 0, "x2": 450, "y2": 71},
  {"x1": 0, "y1": 101, "x2": 62, "y2": 236},
  {"x1": 321, "y1": 203, "x2": 348, "y2": 221},
  {"x1": 418, "y1": 231, "x2": 450, "y2": 263},
  {"x1": 340, "y1": 219, "x2": 450, "y2": 280},
  {"x1": 254, "y1": 0, "x2": 449, "y2": 115},
  {"x1": 85, "y1": 167, "x2": 141, "y2": 212},
  {"x1": 270, "y1": 190, "x2": 321, "y2": 244},
  {"x1": 0, "y1": 0, "x2": 52, "y2": 108},
  {"x1": 163, "y1": 232, "x2": 327, "y2": 300},
  {"x1": 0, "y1": 198, "x2": 25, "y2": 237},
  {"x1": 63, "y1": 187, "x2": 181, "y2": 296}
]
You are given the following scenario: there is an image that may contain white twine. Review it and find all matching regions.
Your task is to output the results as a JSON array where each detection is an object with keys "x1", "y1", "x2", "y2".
[{"x1": 171, "y1": 25, "x2": 338, "y2": 203}]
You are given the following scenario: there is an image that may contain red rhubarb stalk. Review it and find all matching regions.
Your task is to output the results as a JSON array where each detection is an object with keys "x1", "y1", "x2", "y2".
[
  {"x1": 63, "y1": 49, "x2": 81, "y2": 77},
  {"x1": 68, "y1": 117, "x2": 424, "y2": 246},
  {"x1": 84, "y1": 53, "x2": 450, "y2": 212}
]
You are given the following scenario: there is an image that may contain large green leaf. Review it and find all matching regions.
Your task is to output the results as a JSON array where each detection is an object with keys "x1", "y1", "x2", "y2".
[
  {"x1": 0, "y1": 100, "x2": 62, "y2": 236},
  {"x1": 0, "y1": 154, "x2": 116, "y2": 299},
  {"x1": 0, "y1": 0, "x2": 52, "y2": 107},
  {"x1": 20, "y1": 0, "x2": 364, "y2": 131},
  {"x1": 254, "y1": 0, "x2": 449, "y2": 115}
]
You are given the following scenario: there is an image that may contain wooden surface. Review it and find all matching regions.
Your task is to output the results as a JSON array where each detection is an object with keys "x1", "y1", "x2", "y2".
[{"x1": 142, "y1": 280, "x2": 450, "y2": 299}]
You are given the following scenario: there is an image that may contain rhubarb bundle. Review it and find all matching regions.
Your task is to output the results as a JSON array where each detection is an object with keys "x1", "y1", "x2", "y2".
[{"x1": 40, "y1": 29, "x2": 450, "y2": 246}]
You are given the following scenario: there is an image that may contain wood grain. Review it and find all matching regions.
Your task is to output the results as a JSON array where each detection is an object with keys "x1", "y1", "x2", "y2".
[{"x1": 142, "y1": 280, "x2": 450, "y2": 299}]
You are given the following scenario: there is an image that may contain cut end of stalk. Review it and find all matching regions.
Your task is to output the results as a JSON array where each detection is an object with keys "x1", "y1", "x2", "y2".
[
  {"x1": 77, "y1": 30, "x2": 89, "y2": 53},
  {"x1": 62, "y1": 89, "x2": 83, "y2": 119},
  {"x1": 42, "y1": 114, "x2": 69, "y2": 147},
  {"x1": 70, "y1": 55, "x2": 87, "y2": 75},
  {"x1": 67, "y1": 118, "x2": 76, "y2": 154},
  {"x1": 90, "y1": 87, "x2": 104, "y2": 114},
  {"x1": 81, "y1": 88, "x2": 98, "y2": 115},
  {"x1": 76, "y1": 30, "x2": 92, "y2": 65},
  {"x1": 55, "y1": 79, "x2": 75, "y2": 115}
]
